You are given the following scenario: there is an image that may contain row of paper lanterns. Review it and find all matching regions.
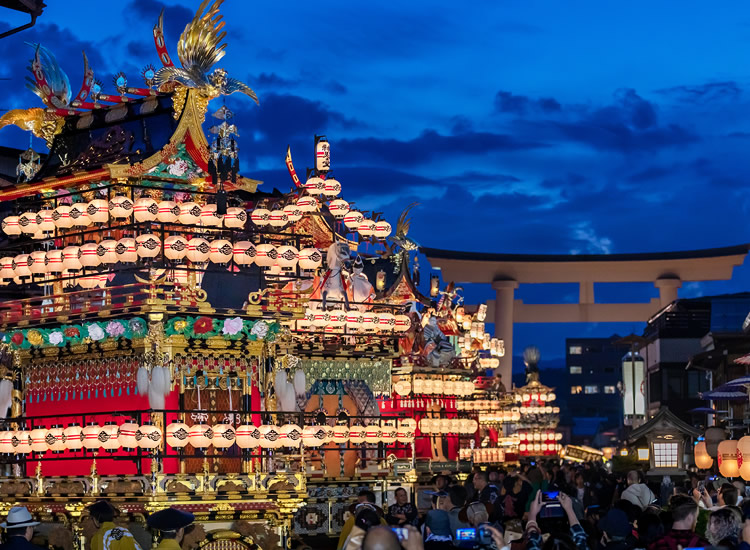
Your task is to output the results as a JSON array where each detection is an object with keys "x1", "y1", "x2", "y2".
[
  {"x1": 457, "y1": 400, "x2": 510, "y2": 412},
  {"x1": 519, "y1": 442, "x2": 563, "y2": 454},
  {"x1": 517, "y1": 431, "x2": 564, "y2": 441},
  {"x1": 297, "y1": 309, "x2": 412, "y2": 333},
  {"x1": 0, "y1": 423, "x2": 163, "y2": 454},
  {"x1": 419, "y1": 418, "x2": 478, "y2": 435},
  {"x1": 515, "y1": 392, "x2": 557, "y2": 403},
  {"x1": 520, "y1": 406, "x2": 561, "y2": 415},
  {"x1": 477, "y1": 412, "x2": 522, "y2": 423},
  {"x1": 392, "y1": 379, "x2": 474, "y2": 397},
  {"x1": 460, "y1": 448, "x2": 508, "y2": 464},
  {"x1": 697, "y1": 438, "x2": 750, "y2": 480}
]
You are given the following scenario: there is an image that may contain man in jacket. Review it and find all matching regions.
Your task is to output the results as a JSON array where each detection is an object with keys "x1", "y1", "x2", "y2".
[
  {"x1": 89, "y1": 501, "x2": 142, "y2": 550},
  {"x1": 621, "y1": 471, "x2": 656, "y2": 511},
  {"x1": 648, "y1": 495, "x2": 707, "y2": 550},
  {"x1": 0, "y1": 507, "x2": 42, "y2": 550},
  {"x1": 147, "y1": 508, "x2": 195, "y2": 550}
]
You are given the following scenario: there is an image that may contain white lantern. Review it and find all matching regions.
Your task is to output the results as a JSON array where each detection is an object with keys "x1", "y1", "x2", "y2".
[
  {"x1": 30, "y1": 428, "x2": 48, "y2": 453},
  {"x1": 349, "y1": 424, "x2": 366, "y2": 444},
  {"x1": 322, "y1": 178, "x2": 341, "y2": 197},
  {"x1": 186, "y1": 238, "x2": 210, "y2": 263},
  {"x1": 19, "y1": 211, "x2": 38, "y2": 234},
  {"x1": 305, "y1": 176, "x2": 326, "y2": 195},
  {"x1": 380, "y1": 420, "x2": 398, "y2": 444},
  {"x1": 233, "y1": 241, "x2": 256, "y2": 265},
  {"x1": 200, "y1": 204, "x2": 223, "y2": 227},
  {"x1": 209, "y1": 239, "x2": 234, "y2": 264},
  {"x1": 315, "y1": 138, "x2": 330, "y2": 172},
  {"x1": 283, "y1": 204, "x2": 302, "y2": 223},
  {"x1": 235, "y1": 424, "x2": 261, "y2": 448},
  {"x1": 397, "y1": 419, "x2": 417, "y2": 443},
  {"x1": 118, "y1": 422, "x2": 139, "y2": 449},
  {"x1": 87, "y1": 199, "x2": 109, "y2": 224},
  {"x1": 328, "y1": 199, "x2": 349, "y2": 219},
  {"x1": 133, "y1": 197, "x2": 158, "y2": 222},
  {"x1": 189, "y1": 424, "x2": 213, "y2": 448},
  {"x1": 296, "y1": 196, "x2": 317, "y2": 213},
  {"x1": 258, "y1": 424, "x2": 282, "y2": 449},
  {"x1": 280, "y1": 424, "x2": 303, "y2": 448},
  {"x1": 255, "y1": 244, "x2": 278, "y2": 267},
  {"x1": 79, "y1": 242, "x2": 101, "y2": 268},
  {"x1": 63, "y1": 424, "x2": 84, "y2": 450},
  {"x1": 276, "y1": 246, "x2": 299, "y2": 269},
  {"x1": 224, "y1": 207, "x2": 247, "y2": 228},
  {"x1": 251, "y1": 208, "x2": 271, "y2": 226},
  {"x1": 343, "y1": 211, "x2": 364, "y2": 230},
  {"x1": 36, "y1": 209, "x2": 56, "y2": 234},
  {"x1": 156, "y1": 201, "x2": 180, "y2": 223},
  {"x1": 166, "y1": 421, "x2": 190, "y2": 449},
  {"x1": 14, "y1": 254, "x2": 32, "y2": 279},
  {"x1": 29, "y1": 251, "x2": 47, "y2": 276},
  {"x1": 211, "y1": 424, "x2": 236, "y2": 449},
  {"x1": 378, "y1": 312, "x2": 395, "y2": 332},
  {"x1": 331, "y1": 424, "x2": 350, "y2": 445},
  {"x1": 361, "y1": 312, "x2": 377, "y2": 332},
  {"x1": 12, "y1": 430, "x2": 31, "y2": 454},
  {"x1": 135, "y1": 234, "x2": 161, "y2": 258},
  {"x1": 719, "y1": 439, "x2": 740, "y2": 477},
  {"x1": 52, "y1": 205, "x2": 73, "y2": 229},
  {"x1": 81, "y1": 423, "x2": 102, "y2": 450},
  {"x1": 329, "y1": 309, "x2": 347, "y2": 328},
  {"x1": 109, "y1": 195, "x2": 133, "y2": 218},
  {"x1": 178, "y1": 202, "x2": 202, "y2": 225},
  {"x1": 364, "y1": 423, "x2": 382, "y2": 444},
  {"x1": 97, "y1": 240, "x2": 118, "y2": 265},
  {"x1": 138, "y1": 423, "x2": 162, "y2": 449},
  {"x1": 47, "y1": 426, "x2": 66, "y2": 453},
  {"x1": 301, "y1": 425, "x2": 327, "y2": 447},
  {"x1": 116, "y1": 238, "x2": 138, "y2": 263},
  {"x1": 373, "y1": 221, "x2": 392, "y2": 238},
  {"x1": 394, "y1": 314, "x2": 412, "y2": 333},
  {"x1": 69, "y1": 203, "x2": 91, "y2": 228},
  {"x1": 2, "y1": 215, "x2": 20, "y2": 235},
  {"x1": 0, "y1": 257, "x2": 14, "y2": 282},
  {"x1": 101, "y1": 422, "x2": 120, "y2": 451},
  {"x1": 161, "y1": 236, "x2": 186, "y2": 261},
  {"x1": 346, "y1": 310, "x2": 364, "y2": 331},
  {"x1": 268, "y1": 210, "x2": 289, "y2": 227},
  {"x1": 298, "y1": 248, "x2": 322, "y2": 270}
]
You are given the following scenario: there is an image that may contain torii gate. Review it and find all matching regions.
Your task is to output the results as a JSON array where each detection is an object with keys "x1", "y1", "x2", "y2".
[{"x1": 422, "y1": 244, "x2": 749, "y2": 382}]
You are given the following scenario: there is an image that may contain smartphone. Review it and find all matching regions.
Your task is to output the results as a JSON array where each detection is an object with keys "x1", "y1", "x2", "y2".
[
  {"x1": 456, "y1": 528, "x2": 478, "y2": 542},
  {"x1": 391, "y1": 527, "x2": 408, "y2": 541},
  {"x1": 456, "y1": 527, "x2": 492, "y2": 545},
  {"x1": 540, "y1": 502, "x2": 565, "y2": 519},
  {"x1": 698, "y1": 481, "x2": 705, "y2": 493},
  {"x1": 542, "y1": 491, "x2": 560, "y2": 502}
]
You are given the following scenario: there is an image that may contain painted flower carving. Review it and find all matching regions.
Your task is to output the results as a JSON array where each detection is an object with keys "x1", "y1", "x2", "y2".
[
  {"x1": 167, "y1": 159, "x2": 189, "y2": 176},
  {"x1": 88, "y1": 323, "x2": 105, "y2": 341},
  {"x1": 48, "y1": 331, "x2": 64, "y2": 346},
  {"x1": 193, "y1": 316, "x2": 214, "y2": 335},
  {"x1": 222, "y1": 317, "x2": 244, "y2": 336},
  {"x1": 251, "y1": 320, "x2": 268, "y2": 339},
  {"x1": 106, "y1": 321, "x2": 125, "y2": 338}
]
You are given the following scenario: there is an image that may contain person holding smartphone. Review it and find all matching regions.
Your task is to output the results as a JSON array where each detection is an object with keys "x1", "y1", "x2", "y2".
[{"x1": 525, "y1": 491, "x2": 590, "y2": 550}]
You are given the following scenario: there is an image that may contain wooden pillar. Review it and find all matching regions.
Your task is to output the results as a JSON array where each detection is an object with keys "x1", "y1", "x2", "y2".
[
  {"x1": 492, "y1": 280, "x2": 518, "y2": 385},
  {"x1": 654, "y1": 277, "x2": 681, "y2": 308}
]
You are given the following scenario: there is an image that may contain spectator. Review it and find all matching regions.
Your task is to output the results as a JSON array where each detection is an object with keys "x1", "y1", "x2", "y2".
[
  {"x1": 647, "y1": 495, "x2": 707, "y2": 550},
  {"x1": 89, "y1": 500, "x2": 142, "y2": 550},
  {"x1": 362, "y1": 525, "x2": 423, "y2": 550},
  {"x1": 386, "y1": 488, "x2": 417, "y2": 527},
  {"x1": 598, "y1": 508, "x2": 634, "y2": 550},
  {"x1": 526, "y1": 491, "x2": 589, "y2": 550},
  {"x1": 422, "y1": 510, "x2": 453, "y2": 550},
  {"x1": 635, "y1": 511, "x2": 664, "y2": 550},
  {"x1": 343, "y1": 508, "x2": 382, "y2": 550},
  {"x1": 0, "y1": 507, "x2": 43, "y2": 550},
  {"x1": 445, "y1": 486, "x2": 470, "y2": 536},
  {"x1": 706, "y1": 507, "x2": 741, "y2": 550},
  {"x1": 338, "y1": 492, "x2": 385, "y2": 550},
  {"x1": 433, "y1": 475, "x2": 450, "y2": 493},
  {"x1": 473, "y1": 472, "x2": 501, "y2": 521},
  {"x1": 622, "y1": 471, "x2": 656, "y2": 511}
]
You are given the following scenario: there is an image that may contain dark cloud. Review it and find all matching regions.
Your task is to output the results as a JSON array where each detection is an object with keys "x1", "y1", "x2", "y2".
[
  {"x1": 627, "y1": 165, "x2": 672, "y2": 182},
  {"x1": 540, "y1": 173, "x2": 587, "y2": 189},
  {"x1": 451, "y1": 171, "x2": 521, "y2": 185},
  {"x1": 494, "y1": 90, "x2": 561, "y2": 114},
  {"x1": 251, "y1": 72, "x2": 300, "y2": 90},
  {"x1": 655, "y1": 81, "x2": 742, "y2": 104}
]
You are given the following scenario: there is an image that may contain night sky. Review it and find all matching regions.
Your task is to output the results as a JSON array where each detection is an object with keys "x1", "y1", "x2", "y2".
[{"x1": 2, "y1": 1, "x2": 749, "y2": 370}]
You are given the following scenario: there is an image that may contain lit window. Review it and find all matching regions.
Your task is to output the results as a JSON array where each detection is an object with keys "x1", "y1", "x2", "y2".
[
  {"x1": 637, "y1": 448, "x2": 649, "y2": 461},
  {"x1": 569, "y1": 346, "x2": 582, "y2": 355},
  {"x1": 584, "y1": 385, "x2": 599, "y2": 394},
  {"x1": 604, "y1": 386, "x2": 616, "y2": 394},
  {"x1": 570, "y1": 366, "x2": 582, "y2": 374},
  {"x1": 571, "y1": 386, "x2": 583, "y2": 395},
  {"x1": 653, "y1": 442, "x2": 679, "y2": 468}
]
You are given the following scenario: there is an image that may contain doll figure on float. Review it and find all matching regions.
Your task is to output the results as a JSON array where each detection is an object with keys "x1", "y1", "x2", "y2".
[
  {"x1": 347, "y1": 255, "x2": 374, "y2": 311},
  {"x1": 321, "y1": 241, "x2": 351, "y2": 309},
  {"x1": 422, "y1": 315, "x2": 456, "y2": 367}
]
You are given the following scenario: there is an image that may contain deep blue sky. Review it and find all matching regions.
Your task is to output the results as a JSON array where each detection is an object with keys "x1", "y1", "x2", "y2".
[{"x1": 2, "y1": 1, "x2": 750, "y2": 369}]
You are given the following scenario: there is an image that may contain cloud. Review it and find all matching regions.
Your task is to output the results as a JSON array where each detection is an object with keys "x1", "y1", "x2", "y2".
[
  {"x1": 627, "y1": 165, "x2": 672, "y2": 182},
  {"x1": 123, "y1": 1, "x2": 194, "y2": 46},
  {"x1": 494, "y1": 90, "x2": 560, "y2": 114},
  {"x1": 655, "y1": 81, "x2": 742, "y2": 104},
  {"x1": 569, "y1": 222, "x2": 613, "y2": 254}
]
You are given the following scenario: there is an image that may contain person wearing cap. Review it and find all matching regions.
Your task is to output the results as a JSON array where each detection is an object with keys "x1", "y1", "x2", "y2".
[
  {"x1": 0, "y1": 507, "x2": 42, "y2": 550},
  {"x1": 147, "y1": 508, "x2": 194, "y2": 550},
  {"x1": 88, "y1": 501, "x2": 142, "y2": 550},
  {"x1": 598, "y1": 508, "x2": 634, "y2": 550},
  {"x1": 422, "y1": 510, "x2": 453, "y2": 550}
]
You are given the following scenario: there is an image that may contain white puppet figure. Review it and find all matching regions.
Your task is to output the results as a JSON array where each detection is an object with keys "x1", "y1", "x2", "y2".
[
  {"x1": 321, "y1": 242, "x2": 351, "y2": 309},
  {"x1": 348, "y1": 255, "x2": 375, "y2": 311}
]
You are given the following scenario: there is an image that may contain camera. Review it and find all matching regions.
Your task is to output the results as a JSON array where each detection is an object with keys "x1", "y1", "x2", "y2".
[
  {"x1": 456, "y1": 526, "x2": 493, "y2": 547},
  {"x1": 391, "y1": 527, "x2": 408, "y2": 541}
]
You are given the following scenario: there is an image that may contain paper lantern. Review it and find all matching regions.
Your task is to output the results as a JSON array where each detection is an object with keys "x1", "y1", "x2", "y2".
[
  {"x1": 212, "y1": 424, "x2": 236, "y2": 449},
  {"x1": 718, "y1": 439, "x2": 739, "y2": 477},
  {"x1": 115, "y1": 238, "x2": 138, "y2": 263},
  {"x1": 298, "y1": 248, "x2": 322, "y2": 270},
  {"x1": 63, "y1": 424, "x2": 84, "y2": 450},
  {"x1": 377, "y1": 312, "x2": 395, "y2": 332},
  {"x1": 200, "y1": 204, "x2": 223, "y2": 227},
  {"x1": 276, "y1": 245, "x2": 299, "y2": 269},
  {"x1": 36, "y1": 209, "x2": 56, "y2": 234},
  {"x1": 82, "y1": 423, "x2": 102, "y2": 450},
  {"x1": 364, "y1": 423, "x2": 382, "y2": 444},
  {"x1": 705, "y1": 427, "x2": 726, "y2": 457},
  {"x1": 79, "y1": 242, "x2": 101, "y2": 268},
  {"x1": 346, "y1": 310, "x2": 364, "y2": 330},
  {"x1": 0, "y1": 257, "x2": 14, "y2": 283},
  {"x1": 12, "y1": 430, "x2": 31, "y2": 454},
  {"x1": 47, "y1": 426, "x2": 66, "y2": 453},
  {"x1": 304, "y1": 176, "x2": 326, "y2": 195},
  {"x1": 738, "y1": 437, "x2": 750, "y2": 479},
  {"x1": 330, "y1": 424, "x2": 350, "y2": 445},
  {"x1": 97, "y1": 240, "x2": 118, "y2": 265},
  {"x1": 224, "y1": 206, "x2": 247, "y2": 228},
  {"x1": 255, "y1": 244, "x2": 278, "y2": 267},
  {"x1": 109, "y1": 195, "x2": 133, "y2": 218},
  {"x1": 189, "y1": 424, "x2": 213, "y2": 448},
  {"x1": 133, "y1": 197, "x2": 158, "y2": 222},
  {"x1": 280, "y1": 424, "x2": 303, "y2": 448},
  {"x1": 163, "y1": 235, "x2": 188, "y2": 261},
  {"x1": 69, "y1": 203, "x2": 91, "y2": 228},
  {"x1": 135, "y1": 234, "x2": 161, "y2": 258},
  {"x1": 296, "y1": 196, "x2": 317, "y2": 212},
  {"x1": 29, "y1": 251, "x2": 47, "y2": 276},
  {"x1": 380, "y1": 420, "x2": 398, "y2": 444},
  {"x1": 343, "y1": 211, "x2": 364, "y2": 230},
  {"x1": 209, "y1": 239, "x2": 233, "y2": 264},
  {"x1": 420, "y1": 418, "x2": 434, "y2": 434},
  {"x1": 178, "y1": 202, "x2": 202, "y2": 225},
  {"x1": 19, "y1": 211, "x2": 38, "y2": 234},
  {"x1": 268, "y1": 210, "x2": 289, "y2": 227},
  {"x1": 166, "y1": 421, "x2": 190, "y2": 449},
  {"x1": 2, "y1": 215, "x2": 20, "y2": 236},
  {"x1": 328, "y1": 199, "x2": 349, "y2": 219},
  {"x1": 322, "y1": 177, "x2": 341, "y2": 197},
  {"x1": 186, "y1": 238, "x2": 210, "y2": 263},
  {"x1": 236, "y1": 424, "x2": 261, "y2": 448},
  {"x1": 13, "y1": 254, "x2": 32, "y2": 279},
  {"x1": 156, "y1": 201, "x2": 180, "y2": 223},
  {"x1": 52, "y1": 205, "x2": 73, "y2": 229},
  {"x1": 397, "y1": 419, "x2": 417, "y2": 443},
  {"x1": 373, "y1": 221, "x2": 392, "y2": 238},
  {"x1": 694, "y1": 441, "x2": 713, "y2": 469},
  {"x1": 233, "y1": 241, "x2": 256, "y2": 265},
  {"x1": 357, "y1": 220, "x2": 376, "y2": 237},
  {"x1": 283, "y1": 203, "x2": 302, "y2": 223},
  {"x1": 138, "y1": 423, "x2": 162, "y2": 449},
  {"x1": 329, "y1": 309, "x2": 347, "y2": 328},
  {"x1": 258, "y1": 424, "x2": 282, "y2": 449},
  {"x1": 87, "y1": 199, "x2": 109, "y2": 224},
  {"x1": 118, "y1": 422, "x2": 139, "y2": 449},
  {"x1": 250, "y1": 208, "x2": 271, "y2": 226},
  {"x1": 100, "y1": 422, "x2": 121, "y2": 451},
  {"x1": 348, "y1": 424, "x2": 366, "y2": 444},
  {"x1": 301, "y1": 425, "x2": 327, "y2": 447},
  {"x1": 30, "y1": 428, "x2": 48, "y2": 453}
]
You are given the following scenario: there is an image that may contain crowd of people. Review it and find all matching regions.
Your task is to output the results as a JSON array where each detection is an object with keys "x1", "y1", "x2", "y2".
[{"x1": 334, "y1": 461, "x2": 750, "y2": 550}]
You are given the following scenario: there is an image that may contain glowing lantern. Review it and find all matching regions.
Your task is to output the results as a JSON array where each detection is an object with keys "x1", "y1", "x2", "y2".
[
  {"x1": 52, "y1": 205, "x2": 73, "y2": 229},
  {"x1": 280, "y1": 424, "x2": 303, "y2": 448},
  {"x1": 224, "y1": 207, "x2": 247, "y2": 228},
  {"x1": 135, "y1": 234, "x2": 161, "y2": 258},
  {"x1": 211, "y1": 424, "x2": 236, "y2": 449},
  {"x1": 328, "y1": 199, "x2": 349, "y2": 219},
  {"x1": 209, "y1": 239, "x2": 234, "y2": 264},
  {"x1": 30, "y1": 428, "x2": 48, "y2": 453},
  {"x1": 315, "y1": 138, "x2": 330, "y2": 171},
  {"x1": 186, "y1": 238, "x2": 210, "y2": 263},
  {"x1": 258, "y1": 424, "x2": 282, "y2": 449},
  {"x1": 2, "y1": 215, "x2": 20, "y2": 235},
  {"x1": 378, "y1": 312, "x2": 396, "y2": 332},
  {"x1": 394, "y1": 314, "x2": 412, "y2": 333},
  {"x1": 97, "y1": 240, "x2": 118, "y2": 265},
  {"x1": 109, "y1": 195, "x2": 133, "y2": 218},
  {"x1": 14, "y1": 254, "x2": 32, "y2": 279},
  {"x1": 361, "y1": 312, "x2": 377, "y2": 332},
  {"x1": 12, "y1": 430, "x2": 31, "y2": 454},
  {"x1": 705, "y1": 427, "x2": 726, "y2": 457},
  {"x1": 301, "y1": 425, "x2": 327, "y2": 447},
  {"x1": 373, "y1": 221, "x2": 392, "y2": 238},
  {"x1": 329, "y1": 309, "x2": 347, "y2": 329},
  {"x1": 29, "y1": 251, "x2": 47, "y2": 276},
  {"x1": 138, "y1": 423, "x2": 162, "y2": 449},
  {"x1": 63, "y1": 424, "x2": 84, "y2": 450},
  {"x1": 101, "y1": 422, "x2": 121, "y2": 451},
  {"x1": 79, "y1": 242, "x2": 101, "y2": 268},
  {"x1": 296, "y1": 196, "x2": 317, "y2": 212},
  {"x1": 346, "y1": 310, "x2": 364, "y2": 331},
  {"x1": 36, "y1": 209, "x2": 55, "y2": 234},
  {"x1": 283, "y1": 203, "x2": 302, "y2": 223},
  {"x1": 349, "y1": 425, "x2": 366, "y2": 444},
  {"x1": 155, "y1": 201, "x2": 179, "y2": 223},
  {"x1": 200, "y1": 204, "x2": 223, "y2": 227},
  {"x1": 331, "y1": 424, "x2": 350, "y2": 445},
  {"x1": 189, "y1": 424, "x2": 213, "y2": 448},
  {"x1": 178, "y1": 202, "x2": 202, "y2": 225},
  {"x1": 233, "y1": 241, "x2": 256, "y2": 265},
  {"x1": 19, "y1": 211, "x2": 38, "y2": 234},
  {"x1": 116, "y1": 238, "x2": 138, "y2": 263},
  {"x1": 322, "y1": 178, "x2": 341, "y2": 197},
  {"x1": 166, "y1": 421, "x2": 190, "y2": 449},
  {"x1": 118, "y1": 422, "x2": 139, "y2": 450},
  {"x1": 276, "y1": 246, "x2": 299, "y2": 269},
  {"x1": 81, "y1": 423, "x2": 102, "y2": 450},
  {"x1": 343, "y1": 211, "x2": 364, "y2": 230},
  {"x1": 255, "y1": 244, "x2": 278, "y2": 267},
  {"x1": 70, "y1": 203, "x2": 91, "y2": 228},
  {"x1": 87, "y1": 199, "x2": 109, "y2": 224},
  {"x1": 397, "y1": 419, "x2": 417, "y2": 443},
  {"x1": 251, "y1": 208, "x2": 271, "y2": 226},
  {"x1": 0, "y1": 257, "x2": 14, "y2": 283},
  {"x1": 47, "y1": 426, "x2": 66, "y2": 453},
  {"x1": 159, "y1": 236, "x2": 185, "y2": 261},
  {"x1": 133, "y1": 197, "x2": 158, "y2": 222},
  {"x1": 268, "y1": 210, "x2": 289, "y2": 227},
  {"x1": 305, "y1": 176, "x2": 326, "y2": 195},
  {"x1": 298, "y1": 248, "x2": 322, "y2": 270},
  {"x1": 364, "y1": 423, "x2": 382, "y2": 444},
  {"x1": 718, "y1": 439, "x2": 739, "y2": 477},
  {"x1": 380, "y1": 420, "x2": 398, "y2": 444},
  {"x1": 236, "y1": 424, "x2": 261, "y2": 448},
  {"x1": 738, "y1": 437, "x2": 750, "y2": 479}
]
